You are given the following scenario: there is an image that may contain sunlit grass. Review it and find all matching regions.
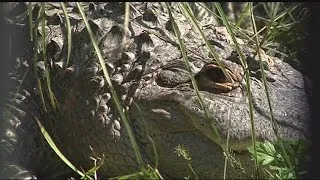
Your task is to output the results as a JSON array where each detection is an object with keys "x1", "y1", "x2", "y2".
[
  {"x1": 249, "y1": 2, "x2": 294, "y2": 178},
  {"x1": 60, "y1": 2, "x2": 72, "y2": 69},
  {"x1": 167, "y1": 2, "x2": 246, "y2": 178}
]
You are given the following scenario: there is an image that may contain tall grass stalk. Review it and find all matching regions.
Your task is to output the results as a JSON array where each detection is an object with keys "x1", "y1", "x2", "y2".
[
  {"x1": 168, "y1": 2, "x2": 247, "y2": 178},
  {"x1": 36, "y1": 117, "x2": 88, "y2": 178},
  {"x1": 60, "y1": 2, "x2": 72, "y2": 69},
  {"x1": 170, "y1": 2, "x2": 223, "y2": 148},
  {"x1": 40, "y1": 2, "x2": 57, "y2": 112},
  {"x1": 76, "y1": 1, "x2": 145, "y2": 172},
  {"x1": 249, "y1": 2, "x2": 295, "y2": 178},
  {"x1": 213, "y1": 2, "x2": 259, "y2": 177},
  {"x1": 33, "y1": 4, "x2": 47, "y2": 112},
  {"x1": 28, "y1": 2, "x2": 33, "y2": 41}
]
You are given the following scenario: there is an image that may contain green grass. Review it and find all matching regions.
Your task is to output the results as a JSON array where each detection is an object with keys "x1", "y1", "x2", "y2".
[
  {"x1": 22, "y1": 2, "x2": 309, "y2": 179},
  {"x1": 248, "y1": 139, "x2": 310, "y2": 179}
]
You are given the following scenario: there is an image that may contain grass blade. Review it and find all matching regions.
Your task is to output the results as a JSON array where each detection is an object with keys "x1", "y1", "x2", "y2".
[
  {"x1": 123, "y1": 2, "x2": 130, "y2": 46},
  {"x1": 180, "y1": 3, "x2": 234, "y2": 84},
  {"x1": 213, "y1": 2, "x2": 259, "y2": 177},
  {"x1": 176, "y1": 2, "x2": 248, "y2": 176},
  {"x1": 35, "y1": 117, "x2": 88, "y2": 179},
  {"x1": 28, "y1": 2, "x2": 33, "y2": 41},
  {"x1": 132, "y1": 102, "x2": 160, "y2": 173},
  {"x1": 235, "y1": 3, "x2": 251, "y2": 28},
  {"x1": 259, "y1": 5, "x2": 299, "y2": 48},
  {"x1": 167, "y1": 2, "x2": 223, "y2": 147},
  {"x1": 60, "y1": 2, "x2": 72, "y2": 69},
  {"x1": 76, "y1": 2, "x2": 144, "y2": 170},
  {"x1": 41, "y1": 2, "x2": 57, "y2": 112},
  {"x1": 249, "y1": 2, "x2": 295, "y2": 178},
  {"x1": 33, "y1": 4, "x2": 47, "y2": 112}
]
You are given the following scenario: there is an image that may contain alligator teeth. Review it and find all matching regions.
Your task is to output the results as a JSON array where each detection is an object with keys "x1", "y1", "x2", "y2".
[
  {"x1": 97, "y1": 114, "x2": 104, "y2": 123},
  {"x1": 88, "y1": 76, "x2": 105, "y2": 88},
  {"x1": 90, "y1": 110, "x2": 95, "y2": 117},
  {"x1": 103, "y1": 114, "x2": 111, "y2": 125},
  {"x1": 134, "y1": 88, "x2": 141, "y2": 98},
  {"x1": 120, "y1": 83, "x2": 130, "y2": 93},
  {"x1": 14, "y1": 57, "x2": 21, "y2": 68}
]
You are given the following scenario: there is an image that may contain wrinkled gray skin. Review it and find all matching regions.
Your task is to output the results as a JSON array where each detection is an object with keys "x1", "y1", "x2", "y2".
[{"x1": 0, "y1": 2, "x2": 311, "y2": 179}]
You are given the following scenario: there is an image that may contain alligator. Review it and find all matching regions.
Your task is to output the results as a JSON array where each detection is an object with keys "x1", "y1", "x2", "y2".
[{"x1": 0, "y1": 2, "x2": 311, "y2": 179}]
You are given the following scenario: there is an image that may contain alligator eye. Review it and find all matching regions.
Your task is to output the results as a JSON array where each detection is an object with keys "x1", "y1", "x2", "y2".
[
  {"x1": 196, "y1": 64, "x2": 239, "y2": 93},
  {"x1": 205, "y1": 66, "x2": 230, "y2": 83}
]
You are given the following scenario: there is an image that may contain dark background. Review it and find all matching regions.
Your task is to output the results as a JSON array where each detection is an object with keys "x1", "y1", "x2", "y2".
[{"x1": 305, "y1": 2, "x2": 320, "y2": 178}]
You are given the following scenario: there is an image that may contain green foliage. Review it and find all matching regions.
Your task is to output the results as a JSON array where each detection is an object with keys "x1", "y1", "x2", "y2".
[
  {"x1": 174, "y1": 145, "x2": 198, "y2": 180},
  {"x1": 248, "y1": 140, "x2": 309, "y2": 179},
  {"x1": 175, "y1": 144, "x2": 192, "y2": 161}
]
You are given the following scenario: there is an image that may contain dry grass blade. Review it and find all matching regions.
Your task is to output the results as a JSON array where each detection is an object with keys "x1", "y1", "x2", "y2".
[
  {"x1": 123, "y1": 3, "x2": 130, "y2": 48},
  {"x1": 213, "y1": 2, "x2": 259, "y2": 177},
  {"x1": 41, "y1": 3, "x2": 57, "y2": 112},
  {"x1": 235, "y1": 3, "x2": 251, "y2": 28},
  {"x1": 180, "y1": 3, "x2": 234, "y2": 84},
  {"x1": 259, "y1": 5, "x2": 299, "y2": 48},
  {"x1": 35, "y1": 117, "x2": 88, "y2": 179},
  {"x1": 167, "y1": 4, "x2": 223, "y2": 178},
  {"x1": 167, "y1": 2, "x2": 223, "y2": 146},
  {"x1": 223, "y1": 109, "x2": 232, "y2": 180},
  {"x1": 33, "y1": 4, "x2": 47, "y2": 112},
  {"x1": 132, "y1": 102, "x2": 162, "y2": 179},
  {"x1": 249, "y1": 2, "x2": 295, "y2": 178},
  {"x1": 193, "y1": 3, "x2": 254, "y2": 44},
  {"x1": 76, "y1": 2, "x2": 144, "y2": 171},
  {"x1": 132, "y1": 102, "x2": 159, "y2": 170},
  {"x1": 28, "y1": 3, "x2": 86, "y2": 179},
  {"x1": 176, "y1": 2, "x2": 249, "y2": 177},
  {"x1": 195, "y1": 2, "x2": 221, "y2": 20},
  {"x1": 60, "y1": 2, "x2": 72, "y2": 69},
  {"x1": 28, "y1": 2, "x2": 33, "y2": 41}
]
